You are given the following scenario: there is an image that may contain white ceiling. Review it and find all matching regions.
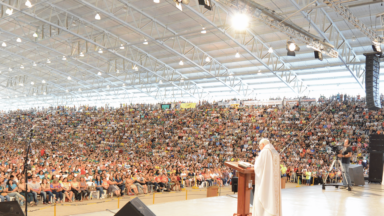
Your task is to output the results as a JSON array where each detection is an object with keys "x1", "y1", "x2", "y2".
[{"x1": 0, "y1": 0, "x2": 383, "y2": 109}]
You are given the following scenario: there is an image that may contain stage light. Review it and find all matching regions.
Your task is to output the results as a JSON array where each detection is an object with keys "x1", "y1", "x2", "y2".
[
  {"x1": 46, "y1": 59, "x2": 51, "y2": 63},
  {"x1": 42, "y1": 80, "x2": 46, "y2": 83},
  {"x1": 67, "y1": 76, "x2": 71, "y2": 80},
  {"x1": 288, "y1": 43, "x2": 296, "y2": 52},
  {"x1": 205, "y1": 56, "x2": 210, "y2": 62},
  {"x1": 2, "y1": 42, "x2": 6, "y2": 47},
  {"x1": 95, "y1": 13, "x2": 101, "y2": 20},
  {"x1": 116, "y1": 69, "x2": 120, "y2": 73},
  {"x1": 143, "y1": 39, "x2": 148, "y2": 45},
  {"x1": 25, "y1": 0, "x2": 32, "y2": 8},
  {"x1": 43, "y1": 92, "x2": 46, "y2": 95},
  {"x1": 33, "y1": 62, "x2": 37, "y2": 66},
  {"x1": 62, "y1": 56, "x2": 67, "y2": 60},
  {"x1": 31, "y1": 81, "x2": 34, "y2": 85},
  {"x1": 154, "y1": 0, "x2": 160, "y2": 3},
  {"x1": 132, "y1": 65, "x2": 138, "y2": 71},
  {"x1": 372, "y1": 43, "x2": 382, "y2": 52},
  {"x1": 235, "y1": 52, "x2": 240, "y2": 58},
  {"x1": 33, "y1": 32, "x2": 38, "y2": 38},
  {"x1": 258, "y1": 70, "x2": 261, "y2": 73},
  {"x1": 201, "y1": 27, "x2": 206, "y2": 34},
  {"x1": 98, "y1": 71, "x2": 102, "y2": 75},
  {"x1": 120, "y1": 44, "x2": 125, "y2": 49},
  {"x1": 8, "y1": 67, "x2": 12, "y2": 71},
  {"x1": 16, "y1": 38, "x2": 22, "y2": 42},
  {"x1": 181, "y1": 78, "x2": 184, "y2": 82},
  {"x1": 79, "y1": 52, "x2": 84, "y2": 57},
  {"x1": 286, "y1": 41, "x2": 299, "y2": 57},
  {"x1": 231, "y1": 13, "x2": 249, "y2": 31},
  {"x1": 268, "y1": 47, "x2": 273, "y2": 53},
  {"x1": 98, "y1": 48, "x2": 103, "y2": 54},
  {"x1": 179, "y1": 60, "x2": 184, "y2": 65},
  {"x1": 66, "y1": 89, "x2": 69, "y2": 92},
  {"x1": 20, "y1": 65, "x2": 24, "y2": 69},
  {"x1": 33, "y1": 93, "x2": 36, "y2": 96},
  {"x1": 122, "y1": 83, "x2": 125, "y2": 86},
  {"x1": 19, "y1": 83, "x2": 24, "y2": 86},
  {"x1": 314, "y1": 51, "x2": 323, "y2": 61},
  {"x1": 229, "y1": 73, "x2": 233, "y2": 78},
  {"x1": 159, "y1": 80, "x2": 163, "y2": 84}
]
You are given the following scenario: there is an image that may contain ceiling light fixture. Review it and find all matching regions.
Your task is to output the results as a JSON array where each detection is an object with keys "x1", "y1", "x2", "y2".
[
  {"x1": 43, "y1": 92, "x2": 46, "y2": 95},
  {"x1": 2, "y1": 42, "x2": 6, "y2": 47},
  {"x1": 116, "y1": 69, "x2": 120, "y2": 73},
  {"x1": 107, "y1": 85, "x2": 110, "y2": 89},
  {"x1": 98, "y1": 48, "x2": 103, "y2": 54},
  {"x1": 42, "y1": 80, "x2": 46, "y2": 83},
  {"x1": 47, "y1": 59, "x2": 51, "y2": 63},
  {"x1": 286, "y1": 40, "x2": 299, "y2": 57},
  {"x1": 98, "y1": 71, "x2": 102, "y2": 75},
  {"x1": 79, "y1": 52, "x2": 84, "y2": 57},
  {"x1": 25, "y1": 0, "x2": 32, "y2": 8},
  {"x1": 62, "y1": 56, "x2": 67, "y2": 60},
  {"x1": 95, "y1": 13, "x2": 101, "y2": 20},
  {"x1": 8, "y1": 67, "x2": 12, "y2": 71},
  {"x1": 201, "y1": 27, "x2": 206, "y2": 34},
  {"x1": 122, "y1": 83, "x2": 126, "y2": 86},
  {"x1": 33, "y1": 62, "x2": 37, "y2": 66},
  {"x1": 132, "y1": 65, "x2": 138, "y2": 71},
  {"x1": 229, "y1": 73, "x2": 233, "y2": 78},
  {"x1": 79, "y1": 88, "x2": 82, "y2": 92},
  {"x1": 231, "y1": 13, "x2": 250, "y2": 31},
  {"x1": 5, "y1": 8, "x2": 13, "y2": 16},
  {"x1": 352, "y1": 36, "x2": 356, "y2": 42},
  {"x1": 33, "y1": 93, "x2": 36, "y2": 96},
  {"x1": 159, "y1": 80, "x2": 163, "y2": 84},
  {"x1": 268, "y1": 47, "x2": 273, "y2": 53},
  {"x1": 181, "y1": 78, "x2": 184, "y2": 82},
  {"x1": 179, "y1": 60, "x2": 184, "y2": 65},
  {"x1": 66, "y1": 89, "x2": 69, "y2": 93},
  {"x1": 67, "y1": 76, "x2": 71, "y2": 80},
  {"x1": 20, "y1": 65, "x2": 24, "y2": 69},
  {"x1": 31, "y1": 81, "x2": 34, "y2": 85},
  {"x1": 16, "y1": 38, "x2": 21, "y2": 42},
  {"x1": 120, "y1": 44, "x2": 125, "y2": 49},
  {"x1": 205, "y1": 56, "x2": 211, "y2": 62},
  {"x1": 19, "y1": 83, "x2": 24, "y2": 86},
  {"x1": 143, "y1": 39, "x2": 148, "y2": 45},
  {"x1": 33, "y1": 32, "x2": 38, "y2": 38},
  {"x1": 235, "y1": 52, "x2": 240, "y2": 58},
  {"x1": 154, "y1": 0, "x2": 160, "y2": 3}
]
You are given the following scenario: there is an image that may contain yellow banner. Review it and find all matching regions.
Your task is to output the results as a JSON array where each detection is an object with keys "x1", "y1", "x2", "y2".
[
  {"x1": 230, "y1": 104, "x2": 239, "y2": 108},
  {"x1": 180, "y1": 103, "x2": 196, "y2": 108}
]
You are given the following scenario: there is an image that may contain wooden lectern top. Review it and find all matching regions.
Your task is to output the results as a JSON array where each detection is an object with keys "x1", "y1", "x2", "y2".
[{"x1": 224, "y1": 162, "x2": 254, "y2": 174}]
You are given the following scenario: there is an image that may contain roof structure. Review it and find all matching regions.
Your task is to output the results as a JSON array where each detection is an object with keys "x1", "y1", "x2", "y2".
[{"x1": 0, "y1": 0, "x2": 383, "y2": 109}]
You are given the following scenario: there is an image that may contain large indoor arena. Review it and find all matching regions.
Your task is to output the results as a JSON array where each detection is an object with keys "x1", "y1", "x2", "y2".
[{"x1": 0, "y1": 0, "x2": 383, "y2": 216}]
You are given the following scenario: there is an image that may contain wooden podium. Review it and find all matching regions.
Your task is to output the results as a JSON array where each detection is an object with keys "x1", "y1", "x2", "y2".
[{"x1": 225, "y1": 162, "x2": 254, "y2": 216}]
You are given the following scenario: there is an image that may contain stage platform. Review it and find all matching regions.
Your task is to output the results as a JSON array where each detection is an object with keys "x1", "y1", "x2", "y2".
[{"x1": 71, "y1": 183, "x2": 384, "y2": 216}]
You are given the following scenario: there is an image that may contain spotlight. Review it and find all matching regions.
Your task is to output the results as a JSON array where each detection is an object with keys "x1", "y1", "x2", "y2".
[
  {"x1": 33, "y1": 32, "x2": 38, "y2": 38},
  {"x1": 43, "y1": 92, "x2": 46, "y2": 95},
  {"x1": 159, "y1": 80, "x2": 163, "y2": 84},
  {"x1": 229, "y1": 73, "x2": 233, "y2": 78},
  {"x1": 122, "y1": 83, "x2": 125, "y2": 86},
  {"x1": 98, "y1": 71, "x2": 102, "y2": 75},
  {"x1": 372, "y1": 43, "x2": 382, "y2": 53},
  {"x1": 33, "y1": 93, "x2": 36, "y2": 96},
  {"x1": 286, "y1": 41, "x2": 299, "y2": 57},
  {"x1": 116, "y1": 69, "x2": 120, "y2": 73},
  {"x1": 132, "y1": 65, "x2": 139, "y2": 71},
  {"x1": 95, "y1": 13, "x2": 101, "y2": 20},
  {"x1": 120, "y1": 44, "x2": 125, "y2": 49},
  {"x1": 181, "y1": 78, "x2": 184, "y2": 82},
  {"x1": 9, "y1": 67, "x2": 12, "y2": 71},
  {"x1": 67, "y1": 76, "x2": 71, "y2": 80},
  {"x1": 231, "y1": 13, "x2": 249, "y2": 31},
  {"x1": 143, "y1": 39, "x2": 148, "y2": 45},
  {"x1": 98, "y1": 48, "x2": 103, "y2": 54},
  {"x1": 46, "y1": 59, "x2": 51, "y2": 63},
  {"x1": 179, "y1": 60, "x2": 184, "y2": 65},
  {"x1": 79, "y1": 52, "x2": 84, "y2": 57},
  {"x1": 79, "y1": 88, "x2": 82, "y2": 92},
  {"x1": 31, "y1": 81, "x2": 34, "y2": 85},
  {"x1": 154, "y1": 0, "x2": 160, "y2": 3},
  {"x1": 66, "y1": 89, "x2": 69, "y2": 93},
  {"x1": 205, "y1": 56, "x2": 210, "y2": 62},
  {"x1": 20, "y1": 65, "x2": 24, "y2": 69},
  {"x1": 314, "y1": 51, "x2": 323, "y2": 61},
  {"x1": 201, "y1": 27, "x2": 206, "y2": 34},
  {"x1": 25, "y1": 0, "x2": 32, "y2": 8},
  {"x1": 235, "y1": 52, "x2": 240, "y2": 58},
  {"x1": 2, "y1": 42, "x2": 6, "y2": 47},
  {"x1": 16, "y1": 38, "x2": 22, "y2": 43},
  {"x1": 268, "y1": 47, "x2": 273, "y2": 53},
  {"x1": 42, "y1": 80, "x2": 46, "y2": 83},
  {"x1": 62, "y1": 56, "x2": 67, "y2": 61},
  {"x1": 107, "y1": 85, "x2": 110, "y2": 89},
  {"x1": 33, "y1": 62, "x2": 37, "y2": 66}
]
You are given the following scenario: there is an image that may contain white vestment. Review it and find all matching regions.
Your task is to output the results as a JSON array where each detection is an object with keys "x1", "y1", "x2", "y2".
[{"x1": 251, "y1": 143, "x2": 282, "y2": 216}]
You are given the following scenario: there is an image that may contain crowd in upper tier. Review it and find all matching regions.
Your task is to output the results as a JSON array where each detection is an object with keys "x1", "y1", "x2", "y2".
[{"x1": 0, "y1": 94, "x2": 379, "y2": 206}]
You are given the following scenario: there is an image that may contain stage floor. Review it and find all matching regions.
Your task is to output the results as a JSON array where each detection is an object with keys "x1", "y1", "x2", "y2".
[{"x1": 72, "y1": 183, "x2": 384, "y2": 216}]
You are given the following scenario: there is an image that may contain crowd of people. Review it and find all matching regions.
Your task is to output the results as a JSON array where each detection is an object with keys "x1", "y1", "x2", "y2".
[{"x1": 0, "y1": 94, "x2": 378, "y2": 206}]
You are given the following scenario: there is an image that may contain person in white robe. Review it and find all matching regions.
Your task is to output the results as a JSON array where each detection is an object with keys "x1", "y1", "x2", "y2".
[{"x1": 251, "y1": 138, "x2": 282, "y2": 216}]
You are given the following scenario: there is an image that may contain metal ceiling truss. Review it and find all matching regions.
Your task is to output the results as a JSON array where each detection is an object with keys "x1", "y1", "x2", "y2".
[
  {"x1": 82, "y1": 0, "x2": 255, "y2": 98},
  {"x1": 0, "y1": 1, "x2": 210, "y2": 101},
  {"x1": 320, "y1": 0, "x2": 383, "y2": 43},
  {"x1": 289, "y1": 0, "x2": 365, "y2": 89},
  {"x1": 185, "y1": 0, "x2": 309, "y2": 95}
]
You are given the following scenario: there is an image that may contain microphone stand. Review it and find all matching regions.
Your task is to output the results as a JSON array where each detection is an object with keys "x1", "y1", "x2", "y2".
[{"x1": 24, "y1": 125, "x2": 35, "y2": 216}]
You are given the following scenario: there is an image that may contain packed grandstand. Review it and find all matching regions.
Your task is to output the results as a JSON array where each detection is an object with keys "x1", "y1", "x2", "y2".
[{"x1": 0, "y1": 94, "x2": 375, "y2": 205}]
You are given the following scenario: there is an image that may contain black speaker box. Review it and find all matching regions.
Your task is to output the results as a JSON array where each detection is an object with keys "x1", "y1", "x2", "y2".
[
  {"x1": 115, "y1": 197, "x2": 156, "y2": 216},
  {"x1": 369, "y1": 134, "x2": 384, "y2": 151},
  {"x1": 231, "y1": 177, "x2": 238, "y2": 193},
  {"x1": 368, "y1": 152, "x2": 384, "y2": 183},
  {"x1": 365, "y1": 54, "x2": 381, "y2": 111},
  {"x1": 0, "y1": 201, "x2": 24, "y2": 216}
]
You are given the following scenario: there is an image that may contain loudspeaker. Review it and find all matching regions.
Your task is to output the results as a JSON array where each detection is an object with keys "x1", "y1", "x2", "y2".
[
  {"x1": 369, "y1": 134, "x2": 384, "y2": 151},
  {"x1": 314, "y1": 51, "x2": 323, "y2": 61},
  {"x1": 115, "y1": 197, "x2": 156, "y2": 216},
  {"x1": 0, "y1": 201, "x2": 24, "y2": 216},
  {"x1": 231, "y1": 177, "x2": 238, "y2": 193},
  {"x1": 365, "y1": 54, "x2": 381, "y2": 111},
  {"x1": 368, "y1": 152, "x2": 384, "y2": 183}
]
